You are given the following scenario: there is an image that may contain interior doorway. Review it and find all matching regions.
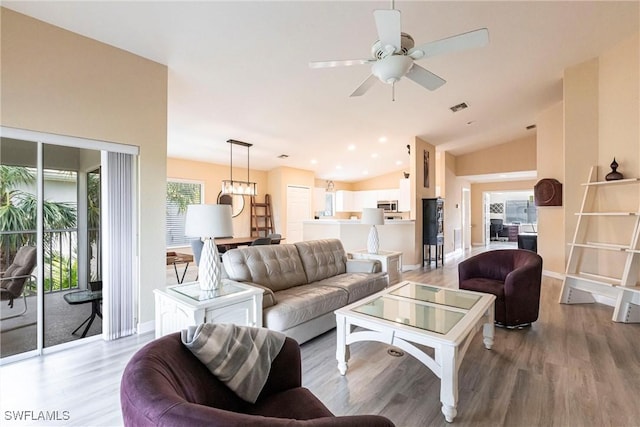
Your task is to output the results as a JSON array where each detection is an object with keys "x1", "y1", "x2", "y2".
[{"x1": 483, "y1": 190, "x2": 537, "y2": 247}]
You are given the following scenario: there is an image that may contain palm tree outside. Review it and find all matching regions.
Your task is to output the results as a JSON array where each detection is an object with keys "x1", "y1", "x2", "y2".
[{"x1": 0, "y1": 165, "x2": 78, "y2": 291}]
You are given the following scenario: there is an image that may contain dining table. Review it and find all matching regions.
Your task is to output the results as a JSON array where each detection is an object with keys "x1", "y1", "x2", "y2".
[{"x1": 215, "y1": 236, "x2": 284, "y2": 249}]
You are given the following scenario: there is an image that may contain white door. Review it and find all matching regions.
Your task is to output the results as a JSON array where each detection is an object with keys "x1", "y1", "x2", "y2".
[
  {"x1": 286, "y1": 186, "x2": 311, "y2": 243},
  {"x1": 462, "y1": 188, "x2": 471, "y2": 250}
]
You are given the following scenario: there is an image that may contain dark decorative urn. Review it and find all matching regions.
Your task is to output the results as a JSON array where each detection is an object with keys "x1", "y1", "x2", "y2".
[{"x1": 605, "y1": 158, "x2": 623, "y2": 181}]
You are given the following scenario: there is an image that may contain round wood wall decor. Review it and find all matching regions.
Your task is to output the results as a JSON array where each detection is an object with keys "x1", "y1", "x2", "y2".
[{"x1": 534, "y1": 179, "x2": 562, "y2": 206}]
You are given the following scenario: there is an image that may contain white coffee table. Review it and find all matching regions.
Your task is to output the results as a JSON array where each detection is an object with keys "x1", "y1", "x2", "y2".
[{"x1": 335, "y1": 280, "x2": 495, "y2": 423}]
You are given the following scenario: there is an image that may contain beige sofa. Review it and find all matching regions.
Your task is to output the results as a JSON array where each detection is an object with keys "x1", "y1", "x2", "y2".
[{"x1": 222, "y1": 239, "x2": 388, "y2": 344}]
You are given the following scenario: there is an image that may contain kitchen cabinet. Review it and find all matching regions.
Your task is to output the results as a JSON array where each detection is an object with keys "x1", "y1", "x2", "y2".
[{"x1": 335, "y1": 190, "x2": 354, "y2": 212}]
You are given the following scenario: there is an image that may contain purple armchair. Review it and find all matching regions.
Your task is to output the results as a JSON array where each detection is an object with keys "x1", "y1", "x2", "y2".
[
  {"x1": 121, "y1": 332, "x2": 395, "y2": 427},
  {"x1": 458, "y1": 249, "x2": 543, "y2": 328}
]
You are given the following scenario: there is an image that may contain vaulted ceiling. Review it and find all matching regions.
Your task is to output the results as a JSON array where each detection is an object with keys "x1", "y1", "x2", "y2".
[{"x1": 4, "y1": 1, "x2": 638, "y2": 182}]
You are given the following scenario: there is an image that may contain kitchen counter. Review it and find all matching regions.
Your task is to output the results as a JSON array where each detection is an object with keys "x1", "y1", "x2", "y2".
[{"x1": 303, "y1": 219, "x2": 416, "y2": 269}]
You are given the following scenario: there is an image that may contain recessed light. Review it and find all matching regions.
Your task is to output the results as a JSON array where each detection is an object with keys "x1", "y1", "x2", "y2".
[
  {"x1": 336, "y1": 165, "x2": 342, "y2": 170},
  {"x1": 362, "y1": 170, "x2": 368, "y2": 175},
  {"x1": 378, "y1": 136, "x2": 387, "y2": 143},
  {"x1": 371, "y1": 153, "x2": 379, "y2": 158},
  {"x1": 347, "y1": 144, "x2": 356, "y2": 151},
  {"x1": 395, "y1": 160, "x2": 402, "y2": 165},
  {"x1": 310, "y1": 159, "x2": 318, "y2": 164}
]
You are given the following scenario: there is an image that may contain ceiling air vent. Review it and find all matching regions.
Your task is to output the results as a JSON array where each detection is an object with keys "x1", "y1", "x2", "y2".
[
  {"x1": 449, "y1": 102, "x2": 468, "y2": 113},
  {"x1": 277, "y1": 154, "x2": 289, "y2": 159},
  {"x1": 526, "y1": 124, "x2": 537, "y2": 130}
]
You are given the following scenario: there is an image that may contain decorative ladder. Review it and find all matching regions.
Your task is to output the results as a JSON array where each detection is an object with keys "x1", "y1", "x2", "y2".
[
  {"x1": 559, "y1": 166, "x2": 640, "y2": 322},
  {"x1": 251, "y1": 194, "x2": 274, "y2": 237}
]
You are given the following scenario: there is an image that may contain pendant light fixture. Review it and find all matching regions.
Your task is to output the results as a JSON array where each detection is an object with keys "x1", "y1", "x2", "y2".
[{"x1": 221, "y1": 139, "x2": 257, "y2": 196}]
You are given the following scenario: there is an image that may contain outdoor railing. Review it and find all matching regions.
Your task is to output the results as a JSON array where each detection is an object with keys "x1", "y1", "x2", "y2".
[{"x1": 0, "y1": 228, "x2": 84, "y2": 293}]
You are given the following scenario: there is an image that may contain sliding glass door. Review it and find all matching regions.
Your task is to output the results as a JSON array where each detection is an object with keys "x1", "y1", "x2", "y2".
[{"x1": 0, "y1": 128, "x2": 137, "y2": 362}]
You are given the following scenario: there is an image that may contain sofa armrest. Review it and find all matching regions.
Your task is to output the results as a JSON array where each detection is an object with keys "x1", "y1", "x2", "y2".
[
  {"x1": 241, "y1": 281, "x2": 277, "y2": 309},
  {"x1": 346, "y1": 259, "x2": 381, "y2": 273}
]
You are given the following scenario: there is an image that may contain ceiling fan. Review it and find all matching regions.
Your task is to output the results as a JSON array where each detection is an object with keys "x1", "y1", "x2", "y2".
[{"x1": 309, "y1": 4, "x2": 489, "y2": 99}]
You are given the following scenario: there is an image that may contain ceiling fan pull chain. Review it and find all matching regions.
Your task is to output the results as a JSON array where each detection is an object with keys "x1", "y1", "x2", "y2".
[{"x1": 392, "y1": 82, "x2": 396, "y2": 102}]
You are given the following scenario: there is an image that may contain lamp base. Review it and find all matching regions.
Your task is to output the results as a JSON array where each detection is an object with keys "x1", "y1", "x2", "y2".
[
  {"x1": 198, "y1": 238, "x2": 223, "y2": 291},
  {"x1": 367, "y1": 225, "x2": 379, "y2": 254}
]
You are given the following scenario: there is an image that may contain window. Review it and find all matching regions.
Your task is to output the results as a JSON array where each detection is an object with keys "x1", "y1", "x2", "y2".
[
  {"x1": 166, "y1": 180, "x2": 203, "y2": 247},
  {"x1": 505, "y1": 200, "x2": 537, "y2": 224}
]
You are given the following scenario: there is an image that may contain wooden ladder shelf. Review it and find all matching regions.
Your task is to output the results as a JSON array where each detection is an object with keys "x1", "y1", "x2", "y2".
[
  {"x1": 251, "y1": 194, "x2": 274, "y2": 237},
  {"x1": 559, "y1": 166, "x2": 640, "y2": 322}
]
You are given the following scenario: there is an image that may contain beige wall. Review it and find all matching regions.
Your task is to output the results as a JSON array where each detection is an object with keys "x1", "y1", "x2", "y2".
[
  {"x1": 536, "y1": 102, "x2": 565, "y2": 275},
  {"x1": 408, "y1": 137, "x2": 436, "y2": 265},
  {"x1": 267, "y1": 166, "x2": 315, "y2": 241},
  {"x1": 352, "y1": 169, "x2": 405, "y2": 191},
  {"x1": 470, "y1": 180, "x2": 537, "y2": 245},
  {"x1": 456, "y1": 135, "x2": 537, "y2": 177},
  {"x1": 1, "y1": 8, "x2": 168, "y2": 326},
  {"x1": 443, "y1": 152, "x2": 467, "y2": 254},
  {"x1": 167, "y1": 158, "x2": 269, "y2": 238}
]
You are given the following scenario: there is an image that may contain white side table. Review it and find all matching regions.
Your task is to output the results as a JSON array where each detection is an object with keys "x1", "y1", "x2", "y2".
[
  {"x1": 348, "y1": 250, "x2": 403, "y2": 285},
  {"x1": 154, "y1": 280, "x2": 263, "y2": 338}
]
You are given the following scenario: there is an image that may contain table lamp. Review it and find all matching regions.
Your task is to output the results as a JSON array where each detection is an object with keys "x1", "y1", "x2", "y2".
[
  {"x1": 362, "y1": 208, "x2": 384, "y2": 254},
  {"x1": 185, "y1": 204, "x2": 234, "y2": 291}
]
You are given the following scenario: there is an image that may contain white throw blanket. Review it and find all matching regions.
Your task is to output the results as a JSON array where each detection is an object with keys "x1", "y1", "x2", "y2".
[{"x1": 181, "y1": 323, "x2": 286, "y2": 403}]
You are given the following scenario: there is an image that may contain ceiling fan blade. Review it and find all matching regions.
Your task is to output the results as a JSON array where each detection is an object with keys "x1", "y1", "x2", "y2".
[
  {"x1": 405, "y1": 64, "x2": 446, "y2": 91},
  {"x1": 309, "y1": 59, "x2": 373, "y2": 69},
  {"x1": 408, "y1": 28, "x2": 489, "y2": 60},
  {"x1": 350, "y1": 74, "x2": 378, "y2": 97},
  {"x1": 373, "y1": 9, "x2": 401, "y2": 53}
]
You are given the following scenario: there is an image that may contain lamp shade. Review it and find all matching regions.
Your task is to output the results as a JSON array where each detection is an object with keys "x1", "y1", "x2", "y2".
[
  {"x1": 361, "y1": 208, "x2": 384, "y2": 225},
  {"x1": 185, "y1": 204, "x2": 233, "y2": 238}
]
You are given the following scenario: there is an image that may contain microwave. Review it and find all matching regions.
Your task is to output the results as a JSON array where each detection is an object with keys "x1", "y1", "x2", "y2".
[{"x1": 377, "y1": 200, "x2": 398, "y2": 212}]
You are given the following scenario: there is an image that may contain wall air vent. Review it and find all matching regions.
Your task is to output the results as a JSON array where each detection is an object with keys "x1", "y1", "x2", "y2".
[{"x1": 449, "y1": 102, "x2": 468, "y2": 113}]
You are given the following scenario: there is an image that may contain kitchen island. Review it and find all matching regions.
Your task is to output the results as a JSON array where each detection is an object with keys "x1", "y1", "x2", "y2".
[{"x1": 303, "y1": 219, "x2": 416, "y2": 270}]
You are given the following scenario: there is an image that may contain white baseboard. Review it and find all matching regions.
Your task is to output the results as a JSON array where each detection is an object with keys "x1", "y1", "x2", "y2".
[
  {"x1": 137, "y1": 320, "x2": 155, "y2": 334},
  {"x1": 543, "y1": 270, "x2": 564, "y2": 280}
]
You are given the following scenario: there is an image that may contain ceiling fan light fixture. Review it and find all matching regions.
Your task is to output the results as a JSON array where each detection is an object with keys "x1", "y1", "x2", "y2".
[{"x1": 372, "y1": 55, "x2": 413, "y2": 85}]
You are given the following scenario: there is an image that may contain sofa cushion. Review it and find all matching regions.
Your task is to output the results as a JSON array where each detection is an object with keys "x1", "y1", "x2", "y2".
[
  {"x1": 315, "y1": 272, "x2": 388, "y2": 303},
  {"x1": 222, "y1": 245, "x2": 308, "y2": 292},
  {"x1": 294, "y1": 239, "x2": 347, "y2": 284},
  {"x1": 263, "y1": 284, "x2": 349, "y2": 332}
]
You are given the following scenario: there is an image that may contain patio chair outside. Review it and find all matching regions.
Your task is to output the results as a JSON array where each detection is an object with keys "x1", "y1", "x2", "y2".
[{"x1": 1, "y1": 245, "x2": 37, "y2": 320}]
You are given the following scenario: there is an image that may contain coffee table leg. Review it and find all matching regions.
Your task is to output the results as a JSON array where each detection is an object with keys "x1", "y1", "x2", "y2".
[
  {"x1": 336, "y1": 314, "x2": 348, "y2": 375},
  {"x1": 440, "y1": 345, "x2": 458, "y2": 423},
  {"x1": 483, "y1": 304, "x2": 495, "y2": 349}
]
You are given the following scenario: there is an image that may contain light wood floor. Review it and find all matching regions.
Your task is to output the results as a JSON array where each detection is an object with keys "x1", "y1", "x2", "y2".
[{"x1": 2, "y1": 246, "x2": 639, "y2": 426}]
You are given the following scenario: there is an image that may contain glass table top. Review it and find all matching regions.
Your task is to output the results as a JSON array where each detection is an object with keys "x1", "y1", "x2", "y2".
[
  {"x1": 170, "y1": 281, "x2": 246, "y2": 302},
  {"x1": 352, "y1": 296, "x2": 466, "y2": 335},
  {"x1": 390, "y1": 282, "x2": 480, "y2": 310},
  {"x1": 349, "y1": 282, "x2": 482, "y2": 335}
]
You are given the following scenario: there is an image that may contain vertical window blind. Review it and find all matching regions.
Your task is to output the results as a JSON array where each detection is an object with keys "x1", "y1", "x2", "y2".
[{"x1": 102, "y1": 152, "x2": 136, "y2": 340}]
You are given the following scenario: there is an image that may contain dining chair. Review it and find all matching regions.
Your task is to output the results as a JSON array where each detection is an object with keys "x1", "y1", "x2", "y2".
[{"x1": 251, "y1": 237, "x2": 273, "y2": 246}]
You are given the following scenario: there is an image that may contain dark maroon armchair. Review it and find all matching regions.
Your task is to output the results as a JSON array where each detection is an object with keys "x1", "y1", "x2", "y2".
[
  {"x1": 458, "y1": 249, "x2": 543, "y2": 328},
  {"x1": 121, "y1": 332, "x2": 395, "y2": 427}
]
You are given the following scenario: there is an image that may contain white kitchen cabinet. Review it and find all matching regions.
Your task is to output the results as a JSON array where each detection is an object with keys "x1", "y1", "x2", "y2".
[{"x1": 335, "y1": 190, "x2": 354, "y2": 212}]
